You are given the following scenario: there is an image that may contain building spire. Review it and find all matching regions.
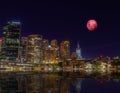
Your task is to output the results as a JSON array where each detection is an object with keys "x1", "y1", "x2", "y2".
[
  {"x1": 76, "y1": 41, "x2": 82, "y2": 58},
  {"x1": 77, "y1": 41, "x2": 80, "y2": 49}
]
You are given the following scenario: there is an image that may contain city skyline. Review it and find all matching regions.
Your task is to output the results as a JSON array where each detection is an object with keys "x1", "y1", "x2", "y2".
[{"x1": 0, "y1": 0, "x2": 120, "y2": 58}]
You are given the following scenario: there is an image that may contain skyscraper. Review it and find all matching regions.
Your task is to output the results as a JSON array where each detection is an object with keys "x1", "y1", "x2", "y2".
[
  {"x1": 60, "y1": 40, "x2": 70, "y2": 60},
  {"x1": 50, "y1": 39, "x2": 59, "y2": 64},
  {"x1": 0, "y1": 38, "x2": 2, "y2": 53},
  {"x1": 76, "y1": 42, "x2": 82, "y2": 59},
  {"x1": 0, "y1": 38, "x2": 3, "y2": 60},
  {"x1": 2, "y1": 21, "x2": 21, "y2": 61},
  {"x1": 42, "y1": 39, "x2": 49, "y2": 64},
  {"x1": 27, "y1": 34, "x2": 43, "y2": 64},
  {"x1": 51, "y1": 39, "x2": 58, "y2": 48},
  {"x1": 21, "y1": 37, "x2": 28, "y2": 62}
]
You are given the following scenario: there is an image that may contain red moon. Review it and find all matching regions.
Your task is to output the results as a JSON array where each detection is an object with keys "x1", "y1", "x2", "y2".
[{"x1": 87, "y1": 19, "x2": 98, "y2": 31}]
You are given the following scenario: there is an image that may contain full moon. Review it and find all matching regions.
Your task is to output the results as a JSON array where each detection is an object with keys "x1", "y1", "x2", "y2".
[{"x1": 87, "y1": 19, "x2": 98, "y2": 31}]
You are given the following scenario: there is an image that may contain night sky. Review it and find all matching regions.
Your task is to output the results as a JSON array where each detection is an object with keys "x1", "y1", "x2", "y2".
[{"x1": 0, "y1": 0, "x2": 120, "y2": 58}]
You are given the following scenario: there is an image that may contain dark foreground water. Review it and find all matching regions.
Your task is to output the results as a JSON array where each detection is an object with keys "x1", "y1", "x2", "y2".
[{"x1": 0, "y1": 71, "x2": 120, "y2": 93}]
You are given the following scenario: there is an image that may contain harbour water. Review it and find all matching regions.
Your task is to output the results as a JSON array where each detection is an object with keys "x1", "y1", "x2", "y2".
[{"x1": 0, "y1": 71, "x2": 120, "y2": 93}]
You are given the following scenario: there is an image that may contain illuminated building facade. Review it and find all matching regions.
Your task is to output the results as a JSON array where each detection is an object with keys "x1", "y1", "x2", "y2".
[
  {"x1": 76, "y1": 42, "x2": 82, "y2": 59},
  {"x1": 21, "y1": 37, "x2": 28, "y2": 62},
  {"x1": 0, "y1": 38, "x2": 2, "y2": 60},
  {"x1": 27, "y1": 34, "x2": 43, "y2": 64},
  {"x1": 60, "y1": 40, "x2": 70, "y2": 60},
  {"x1": 0, "y1": 38, "x2": 2, "y2": 53},
  {"x1": 2, "y1": 21, "x2": 21, "y2": 61},
  {"x1": 42, "y1": 39, "x2": 59, "y2": 64},
  {"x1": 42, "y1": 39, "x2": 49, "y2": 64},
  {"x1": 50, "y1": 39, "x2": 59, "y2": 64},
  {"x1": 45, "y1": 45, "x2": 53, "y2": 64}
]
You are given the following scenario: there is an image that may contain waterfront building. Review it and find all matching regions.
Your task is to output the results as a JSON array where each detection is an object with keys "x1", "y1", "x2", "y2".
[
  {"x1": 1, "y1": 21, "x2": 21, "y2": 61},
  {"x1": 0, "y1": 38, "x2": 2, "y2": 52},
  {"x1": 45, "y1": 45, "x2": 54, "y2": 64},
  {"x1": 76, "y1": 42, "x2": 82, "y2": 59},
  {"x1": 0, "y1": 38, "x2": 2, "y2": 60},
  {"x1": 50, "y1": 39, "x2": 59, "y2": 64},
  {"x1": 27, "y1": 34, "x2": 43, "y2": 64},
  {"x1": 42, "y1": 39, "x2": 59, "y2": 64},
  {"x1": 21, "y1": 37, "x2": 28, "y2": 62},
  {"x1": 42, "y1": 39, "x2": 49, "y2": 49},
  {"x1": 51, "y1": 39, "x2": 58, "y2": 48},
  {"x1": 42, "y1": 39, "x2": 49, "y2": 64},
  {"x1": 60, "y1": 40, "x2": 70, "y2": 60}
]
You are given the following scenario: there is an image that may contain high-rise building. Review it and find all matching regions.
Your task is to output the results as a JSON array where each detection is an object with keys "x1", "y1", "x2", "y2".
[
  {"x1": 51, "y1": 39, "x2": 58, "y2": 48},
  {"x1": 27, "y1": 34, "x2": 43, "y2": 64},
  {"x1": 2, "y1": 21, "x2": 21, "y2": 61},
  {"x1": 21, "y1": 37, "x2": 28, "y2": 62},
  {"x1": 60, "y1": 40, "x2": 70, "y2": 60},
  {"x1": 42, "y1": 39, "x2": 49, "y2": 49},
  {"x1": 76, "y1": 42, "x2": 82, "y2": 59},
  {"x1": 0, "y1": 38, "x2": 2, "y2": 53},
  {"x1": 50, "y1": 39, "x2": 59, "y2": 64},
  {"x1": 42, "y1": 39, "x2": 49, "y2": 64},
  {"x1": 0, "y1": 38, "x2": 3, "y2": 60},
  {"x1": 42, "y1": 39, "x2": 59, "y2": 64},
  {"x1": 43, "y1": 45, "x2": 54, "y2": 64}
]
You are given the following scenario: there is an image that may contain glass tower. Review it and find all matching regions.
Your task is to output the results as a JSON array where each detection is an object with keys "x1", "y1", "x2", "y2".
[
  {"x1": 21, "y1": 37, "x2": 28, "y2": 62},
  {"x1": 50, "y1": 39, "x2": 59, "y2": 64},
  {"x1": 60, "y1": 40, "x2": 70, "y2": 60},
  {"x1": 76, "y1": 42, "x2": 82, "y2": 59},
  {"x1": 2, "y1": 21, "x2": 21, "y2": 61},
  {"x1": 27, "y1": 34, "x2": 43, "y2": 64}
]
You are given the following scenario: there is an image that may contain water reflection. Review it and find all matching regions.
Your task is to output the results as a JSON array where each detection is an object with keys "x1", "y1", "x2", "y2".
[{"x1": 0, "y1": 71, "x2": 120, "y2": 93}]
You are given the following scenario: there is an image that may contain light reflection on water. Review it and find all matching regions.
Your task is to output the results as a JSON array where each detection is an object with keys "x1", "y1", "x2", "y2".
[{"x1": 0, "y1": 71, "x2": 120, "y2": 93}]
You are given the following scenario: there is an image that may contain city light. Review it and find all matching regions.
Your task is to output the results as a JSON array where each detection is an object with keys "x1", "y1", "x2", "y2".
[{"x1": 0, "y1": 21, "x2": 119, "y2": 73}]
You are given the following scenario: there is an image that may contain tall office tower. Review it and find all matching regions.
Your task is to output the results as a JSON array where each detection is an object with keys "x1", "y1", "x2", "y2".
[
  {"x1": 0, "y1": 38, "x2": 2, "y2": 52},
  {"x1": 50, "y1": 39, "x2": 59, "y2": 64},
  {"x1": 27, "y1": 34, "x2": 43, "y2": 64},
  {"x1": 51, "y1": 39, "x2": 58, "y2": 48},
  {"x1": 42, "y1": 39, "x2": 49, "y2": 64},
  {"x1": 2, "y1": 21, "x2": 21, "y2": 61},
  {"x1": 21, "y1": 37, "x2": 28, "y2": 62},
  {"x1": 0, "y1": 38, "x2": 2, "y2": 60},
  {"x1": 46, "y1": 45, "x2": 52, "y2": 64},
  {"x1": 76, "y1": 42, "x2": 82, "y2": 59},
  {"x1": 60, "y1": 40, "x2": 70, "y2": 60}
]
